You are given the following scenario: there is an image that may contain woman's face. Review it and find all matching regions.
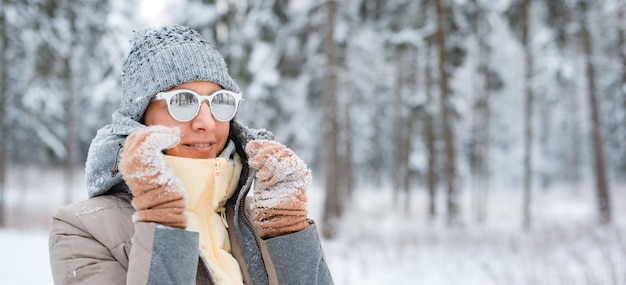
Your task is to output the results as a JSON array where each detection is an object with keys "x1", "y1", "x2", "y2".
[{"x1": 143, "y1": 81, "x2": 231, "y2": 159}]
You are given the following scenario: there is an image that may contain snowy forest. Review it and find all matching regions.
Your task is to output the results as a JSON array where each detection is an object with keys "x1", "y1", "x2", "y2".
[{"x1": 1, "y1": 0, "x2": 626, "y2": 284}]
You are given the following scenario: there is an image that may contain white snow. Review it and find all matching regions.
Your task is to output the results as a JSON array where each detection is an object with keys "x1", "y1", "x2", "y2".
[{"x1": 0, "y1": 229, "x2": 53, "y2": 284}]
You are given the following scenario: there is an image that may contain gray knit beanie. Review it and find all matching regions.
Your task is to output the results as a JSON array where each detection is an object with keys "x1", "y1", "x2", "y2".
[{"x1": 119, "y1": 24, "x2": 241, "y2": 122}]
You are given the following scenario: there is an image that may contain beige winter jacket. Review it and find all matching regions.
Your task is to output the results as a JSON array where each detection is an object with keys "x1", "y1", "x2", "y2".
[{"x1": 49, "y1": 122, "x2": 334, "y2": 284}]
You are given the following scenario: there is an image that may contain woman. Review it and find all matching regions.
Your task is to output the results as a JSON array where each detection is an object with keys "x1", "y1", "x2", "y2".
[{"x1": 48, "y1": 25, "x2": 333, "y2": 285}]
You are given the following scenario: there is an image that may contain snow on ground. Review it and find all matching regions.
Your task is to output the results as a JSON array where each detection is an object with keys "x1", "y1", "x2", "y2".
[
  {"x1": 1, "y1": 166, "x2": 625, "y2": 284},
  {"x1": 321, "y1": 186, "x2": 626, "y2": 285},
  {"x1": 0, "y1": 229, "x2": 52, "y2": 284}
]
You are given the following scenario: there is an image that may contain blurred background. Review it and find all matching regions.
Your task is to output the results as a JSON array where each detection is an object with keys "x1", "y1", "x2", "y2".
[{"x1": 1, "y1": 0, "x2": 625, "y2": 284}]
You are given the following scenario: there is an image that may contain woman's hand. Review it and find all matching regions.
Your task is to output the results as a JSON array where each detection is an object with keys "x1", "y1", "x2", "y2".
[
  {"x1": 119, "y1": 125, "x2": 187, "y2": 229},
  {"x1": 245, "y1": 140, "x2": 311, "y2": 239}
]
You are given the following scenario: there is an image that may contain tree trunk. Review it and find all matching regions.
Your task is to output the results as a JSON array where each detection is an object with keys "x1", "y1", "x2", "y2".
[
  {"x1": 403, "y1": 48, "x2": 419, "y2": 215},
  {"x1": 567, "y1": 53, "x2": 582, "y2": 191},
  {"x1": 371, "y1": 98, "x2": 384, "y2": 186},
  {"x1": 370, "y1": 53, "x2": 384, "y2": 186},
  {"x1": 63, "y1": 57, "x2": 75, "y2": 205},
  {"x1": 469, "y1": 0, "x2": 491, "y2": 224},
  {"x1": 538, "y1": 89, "x2": 549, "y2": 191},
  {"x1": 322, "y1": 0, "x2": 342, "y2": 239},
  {"x1": 581, "y1": 2, "x2": 611, "y2": 224},
  {"x1": 522, "y1": 0, "x2": 534, "y2": 230},
  {"x1": 392, "y1": 46, "x2": 405, "y2": 208},
  {"x1": 425, "y1": 43, "x2": 437, "y2": 220},
  {"x1": 63, "y1": 0, "x2": 76, "y2": 205},
  {"x1": 403, "y1": 108, "x2": 415, "y2": 215},
  {"x1": 0, "y1": 0, "x2": 8, "y2": 227},
  {"x1": 434, "y1": 0, "x2": 458, "y2": 225},
  {"x1": 618, "y1": 5, "x2": 626, "y2": 181},
  {"x1": 343, "y1": 97, "x2": 354, "y2": 199}
]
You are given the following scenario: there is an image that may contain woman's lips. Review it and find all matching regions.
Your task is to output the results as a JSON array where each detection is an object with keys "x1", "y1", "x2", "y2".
[
  {"x1": 187, "y1": 143, "x2": 212, "y2": 148},
  {"x1": 183, "y1": 142, "x2": 214, "y2": 153}
]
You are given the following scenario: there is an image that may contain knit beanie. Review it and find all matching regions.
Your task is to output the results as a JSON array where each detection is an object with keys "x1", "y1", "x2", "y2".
[{"x1": 119, "y1": 24, "x2": 241, "y2": 122}]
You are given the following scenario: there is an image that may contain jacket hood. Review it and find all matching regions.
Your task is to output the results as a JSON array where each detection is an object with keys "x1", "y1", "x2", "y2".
[{"x1": 85, "y1": 118, "x2": 273, "y2": 198}]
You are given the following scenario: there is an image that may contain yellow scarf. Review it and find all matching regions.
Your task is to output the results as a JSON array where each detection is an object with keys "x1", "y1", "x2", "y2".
[{"x1": 163, "y1": 154, "x2": 243, "y2": 285}]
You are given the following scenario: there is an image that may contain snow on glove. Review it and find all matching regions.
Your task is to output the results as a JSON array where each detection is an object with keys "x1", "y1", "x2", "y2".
[
  {"x1": 245, "y1": 140, "x2": 311, "y2": 239},
  {"x1": 119, "y1": 125, "x2": 187, "y2": 229}
]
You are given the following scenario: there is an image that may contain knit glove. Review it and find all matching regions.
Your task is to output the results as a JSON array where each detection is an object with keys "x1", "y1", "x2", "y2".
[
  {"x1": 245, "y1": 140, "x2": 311, "y2": 239},
  {"x1": 119, "y1": 125, "x2": 187, "y2": 229}
]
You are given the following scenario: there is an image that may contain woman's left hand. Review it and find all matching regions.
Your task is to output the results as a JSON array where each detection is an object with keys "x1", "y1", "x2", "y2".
[{"x1": 245, "y1": 140, "x2": 311, "y2": 239}]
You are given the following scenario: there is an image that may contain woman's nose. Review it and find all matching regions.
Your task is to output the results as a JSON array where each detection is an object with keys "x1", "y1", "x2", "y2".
[{"x1": 190, "y1": 102, "x2": 215, "y2": 131}]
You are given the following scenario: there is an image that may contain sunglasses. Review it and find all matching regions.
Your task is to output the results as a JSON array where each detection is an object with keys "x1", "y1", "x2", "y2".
[{"x1": 151, "y1": 89, "x2": 243, "y2": 122}]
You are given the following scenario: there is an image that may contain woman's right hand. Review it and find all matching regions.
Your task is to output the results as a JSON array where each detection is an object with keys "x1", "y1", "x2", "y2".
[{"x1": 119, "y1": 125, "x2": 187, "y2": 229}]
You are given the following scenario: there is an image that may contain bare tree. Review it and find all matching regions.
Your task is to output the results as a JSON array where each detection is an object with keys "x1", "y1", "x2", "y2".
[
  {"x1": 521, "y1": 0, "x2": 534, "y2": 230},
  {"x1": 62, "y1": 58, "x2": 75, "y2": 204},
  {"x1": 424, "y1": 42, "x2": 438, "y2": 220},
  {"x1": 468, "y1": 0, "x2": 494, "y2": 224},
  {"x1": 392, "y1": 43, "x2": 418, "y2": 214},
  {"x1": 341, "y1": 98, "x2": 354, "y2": 199},
  {"x1": 403, "y1": 48, "x2": 419, "y2": 214},
  {"x1": 370, "y1": 70, "x2": 385, "y2": 187},
  {"x1": 434, "y1": 0, "x2": 459, "y2": 224},
  {"x1": 392, "y1": 45, "x2": 413, "y2": 209},
  {"x1": 338, "y1": 33, "x2": 354, "y2": 200},
  {"x1": 322, "y1": 0, "x2": 342, "y2": 239},
  {"x1": 62, "y1": 0, "x2": 77, "y2": 205},
  {"x1": 392, "y1": 46, "x2": 405, "y2": 208},
  {"x1": 566, "y1": 55, "x2": 583, "y2": 190},
  {"x1": 618, "y1": 4, "x2": 626, "y2": 180},
  {"x1": 0, "y1": 0, "x2": 8, "y2": 227},
  {"x1": 580, "y1": 0, "x2": 611, "y2": 224}
]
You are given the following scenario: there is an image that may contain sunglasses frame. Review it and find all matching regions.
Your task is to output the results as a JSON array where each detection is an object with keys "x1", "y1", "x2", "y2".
[{"x1": 152, "y1": 89, "x2": 243, "y2": 122}]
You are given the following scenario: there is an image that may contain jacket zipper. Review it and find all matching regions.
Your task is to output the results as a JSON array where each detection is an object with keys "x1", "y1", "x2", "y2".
[
  {"x1": 110, "y1": 142, "x2": 123, "y2": 177},
  {"x1": 214, "y1": 161, "x2": 229, "y2": 229},
  {"x1": 238, "y1": 170, "x2": 262, "y2": 249}
]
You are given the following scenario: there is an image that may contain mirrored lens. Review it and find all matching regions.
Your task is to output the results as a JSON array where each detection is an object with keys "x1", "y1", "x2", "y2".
[
  {"x1": 170, "y1": 92, "x2": 199, "y2": 121},
  {"x1": 210, "y1": 92, "x2": 237, "y2": 121}
]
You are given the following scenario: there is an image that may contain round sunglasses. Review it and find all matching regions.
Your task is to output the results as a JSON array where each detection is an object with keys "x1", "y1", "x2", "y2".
[{"x1": 151, "y1": 89, "x2": 243, "y2": 122}]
